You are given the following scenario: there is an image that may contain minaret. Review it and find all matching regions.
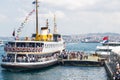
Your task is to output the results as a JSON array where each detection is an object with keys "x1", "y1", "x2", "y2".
[{"x1": 53, "y1": 14, "x2": 57, "y2": 34}]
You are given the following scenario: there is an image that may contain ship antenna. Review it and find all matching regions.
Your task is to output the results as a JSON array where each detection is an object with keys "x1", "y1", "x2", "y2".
[
  {"x1": 35, "y1": 0, "x2": 39, "y2": 40},
  {"x1": 46, "y1": 19, "x2": 49, "y2": 28},
  {"x1": 53, "y1": 14, "x2": 57, "y2": 34}
]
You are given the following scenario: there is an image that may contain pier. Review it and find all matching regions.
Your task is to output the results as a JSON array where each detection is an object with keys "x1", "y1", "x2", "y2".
[{"x1": 58, "y1": 51, "x2": 106, "y2": 66}]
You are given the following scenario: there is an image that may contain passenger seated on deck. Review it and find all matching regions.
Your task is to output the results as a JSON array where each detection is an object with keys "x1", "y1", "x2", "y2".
[
  {"x1": 38, "y1": 57, "x2": 42, "y2": 62},
  {"x1": 22, "y1": 56, "x2": 27, "y2": 62},
  {"x1": 17, "y1": 56, "x2": 22, "y2": 62},
  {"x1": 80, "y1": 54, "x2": 83, "y2": 60},
  {"x1": 84, "y1": 54, "x2": 88, "y2": 59},
  {"x1": 7, "y1": 56, "x2": 11, "y2": 62},
  {"x1": 32, "y1": 56, "x2": 35, "y2": 62},
  {"x1": 116, "y1": 62, "x2": 120, "y2": 70}
]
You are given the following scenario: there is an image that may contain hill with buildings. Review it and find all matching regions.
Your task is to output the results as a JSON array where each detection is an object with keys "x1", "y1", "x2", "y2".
[{"x1": 63, "y1": 33, "x2": 120, "y2": 43}]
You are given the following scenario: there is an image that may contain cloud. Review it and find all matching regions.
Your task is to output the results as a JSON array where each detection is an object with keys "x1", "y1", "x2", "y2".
[
  {"x1": 1, "y1": 0, "x2": 120, "y2": 37},
  {"x1": 41, "y1": 0, "x2": 101, "y2": 10},
  {"x1": 59, "y1": 11, "x2": 120, "y2": 34},
  {"x1": 0, "y1": 14, "x2": 8, "y2": 23},
  {"x1": 39, "y1": 10, "x2": 66, "y2": 19}
]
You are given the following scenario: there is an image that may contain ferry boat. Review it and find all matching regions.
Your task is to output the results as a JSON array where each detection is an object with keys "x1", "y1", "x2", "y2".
[
  {"x1": 95, "y1": 42, "x2": 120, "y2": 55},
  {"x1": 1, "y1": 0, "x2": 65, "y2": 71},
  {"x1": 81, "y1": 38, "x2": 100, "y2": 43}
]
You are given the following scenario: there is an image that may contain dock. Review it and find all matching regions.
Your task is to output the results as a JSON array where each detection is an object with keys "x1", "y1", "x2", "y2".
[
  {"x1": 58, "y1": 54, "x2": 105, "y2": 66},
  {"x1": 58, "y1": 51, "x2": 120, "y2": 80}
]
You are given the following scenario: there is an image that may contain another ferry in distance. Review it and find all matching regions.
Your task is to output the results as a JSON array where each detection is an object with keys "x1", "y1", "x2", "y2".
[
  {"x1": 96, "y1": 42, "x2": 120, "y2": 55},
  {"x1": 1, "y1": 0, "x2": 65, "y2": 71},
  {"x1": 95, "y1": 37, "x2": 120, "y2": 55},
  {"x1": 81, "y1": 38, "x2": 100, "y2": 43}
]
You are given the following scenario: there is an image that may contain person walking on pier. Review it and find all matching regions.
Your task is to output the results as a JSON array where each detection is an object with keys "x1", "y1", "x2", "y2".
[{"x1": 80, "y1": 53, "x2": 83, "y2": 60}]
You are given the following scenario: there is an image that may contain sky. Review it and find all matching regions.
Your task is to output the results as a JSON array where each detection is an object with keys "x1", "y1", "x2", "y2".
[{"x1": 0, "y1": 0, "x2": 120, "y2": 37}]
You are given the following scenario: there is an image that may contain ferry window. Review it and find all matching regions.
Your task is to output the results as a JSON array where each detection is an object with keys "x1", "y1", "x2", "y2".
[
  {"x1": 97, "y1": 49, "x2": 111, "y2": 52},
  {"x1": 58, "y1": 35, "x2": 61, "y2": 38},
  {"x1": 8, "y1": 42, "x2": 15, "y2": 47},
  {"x1": 36, "y1": 43, "x2": 40, "y2": 47},
  {"x1": 7, "y1": 54, "x2": 15, "y2": 62},
  {"x1": 29, "y1": 43, "x2": 35, "y2": 47},
  {"x1": 16, "y1": 42, "x2": 26, "y2": 47},
  {"x1": 103, "y1": 44, "x2": 107, "y2": 46},
  {"x1": 32, "y1": 34, "x2": 36, "y2": 37},
  {"x1": 26, "y1": 43, "x2": 29, "y2": 47},
  {"x1": 22, "y1": 43, "x2": 26, "y2": 47},
  {"x1": 16, "y1": 54, "x2": 27, "y2": 62},
  {"x1": 41, "y1": 43, "x2": 44, "y2": 47}
]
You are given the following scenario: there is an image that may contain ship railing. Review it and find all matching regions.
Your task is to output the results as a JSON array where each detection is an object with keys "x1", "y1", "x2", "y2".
[
  {"x1": 1, "y1": 55, "x2": 15, "y2": 62},
  {"x1": 4, "y1": 46, "x2": 43, "y2": 52},
  {"x1": 59, "y1": 51, "x2": 91, "y2": 60},
  {"x1": 1, "y1": 54, "x2": 58, "y2": 63}
]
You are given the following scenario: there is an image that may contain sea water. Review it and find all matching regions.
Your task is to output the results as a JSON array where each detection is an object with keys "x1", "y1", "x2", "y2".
[{"x1": 0, "y1": 42, "x2": 108, "y2": 80}]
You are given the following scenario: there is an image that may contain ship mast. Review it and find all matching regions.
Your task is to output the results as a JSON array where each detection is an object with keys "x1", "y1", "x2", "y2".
[
  {"x1": 53, "y1": 14, "x2": 57, "y2": 34},
  {"x1": 46, "y1": 19, "x2": 48, "y2": 28},
  {"x1": 35, "y1": 0, "x2": 39, "y2": 40}
]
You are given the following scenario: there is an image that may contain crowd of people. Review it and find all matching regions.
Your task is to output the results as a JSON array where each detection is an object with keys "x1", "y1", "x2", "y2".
[
  {"x1": 113, "y1": 62, "x2": 120, "y2": 80},
  {"x1": 59, "y1": 51, "x2": 88, "y2": 60},
  {"x1": 2, "y1": 55, "x2": 15, "y2": 62},
  {"x1": 1, "y1": 50, "x2": 90, "y2": 63},
  {"x1": 2, "y1": 53, "x2": 58, "y2": 63}
]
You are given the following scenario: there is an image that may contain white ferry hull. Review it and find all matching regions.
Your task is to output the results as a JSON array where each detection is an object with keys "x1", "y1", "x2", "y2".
[{"x1": 1, "y1": 59, "x2": 58, "y2": 71}]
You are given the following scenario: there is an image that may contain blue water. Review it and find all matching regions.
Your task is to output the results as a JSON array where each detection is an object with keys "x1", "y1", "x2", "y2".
[
  {"x1": 66, "y1": 43, "x2": 101, "y2": 53},
  {"x1": 0, "y1": 43, "x2": 108, "y2": 80}
]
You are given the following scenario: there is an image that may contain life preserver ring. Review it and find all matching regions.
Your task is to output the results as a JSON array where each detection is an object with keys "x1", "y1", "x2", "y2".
[
  {"x1": 19, "y1": 47, "x2": 22, "y2": 52},
  {"x1": 38, "y1": 48, "x2": 42, "y2": 52},
  {"x1": 22, "y1": 48, "x2": 26, "y2": 52},
  {"x1": 34, "y1": 48, "x2": 37, "y2": 52},
  {"x1": 27, "y1": 48, "x2": 30, "y2": 52},
  {"x1": 13, "y1": 47, "x2": 16, "y2": 52},
  {"x1": 16, "y1": 47, "x2": 20, "y2": 52}
]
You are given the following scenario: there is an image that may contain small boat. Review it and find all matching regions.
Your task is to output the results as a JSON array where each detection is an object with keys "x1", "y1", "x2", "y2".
[{"x1": 1, "y1": 0, "x2": 65, "y2": 71}]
